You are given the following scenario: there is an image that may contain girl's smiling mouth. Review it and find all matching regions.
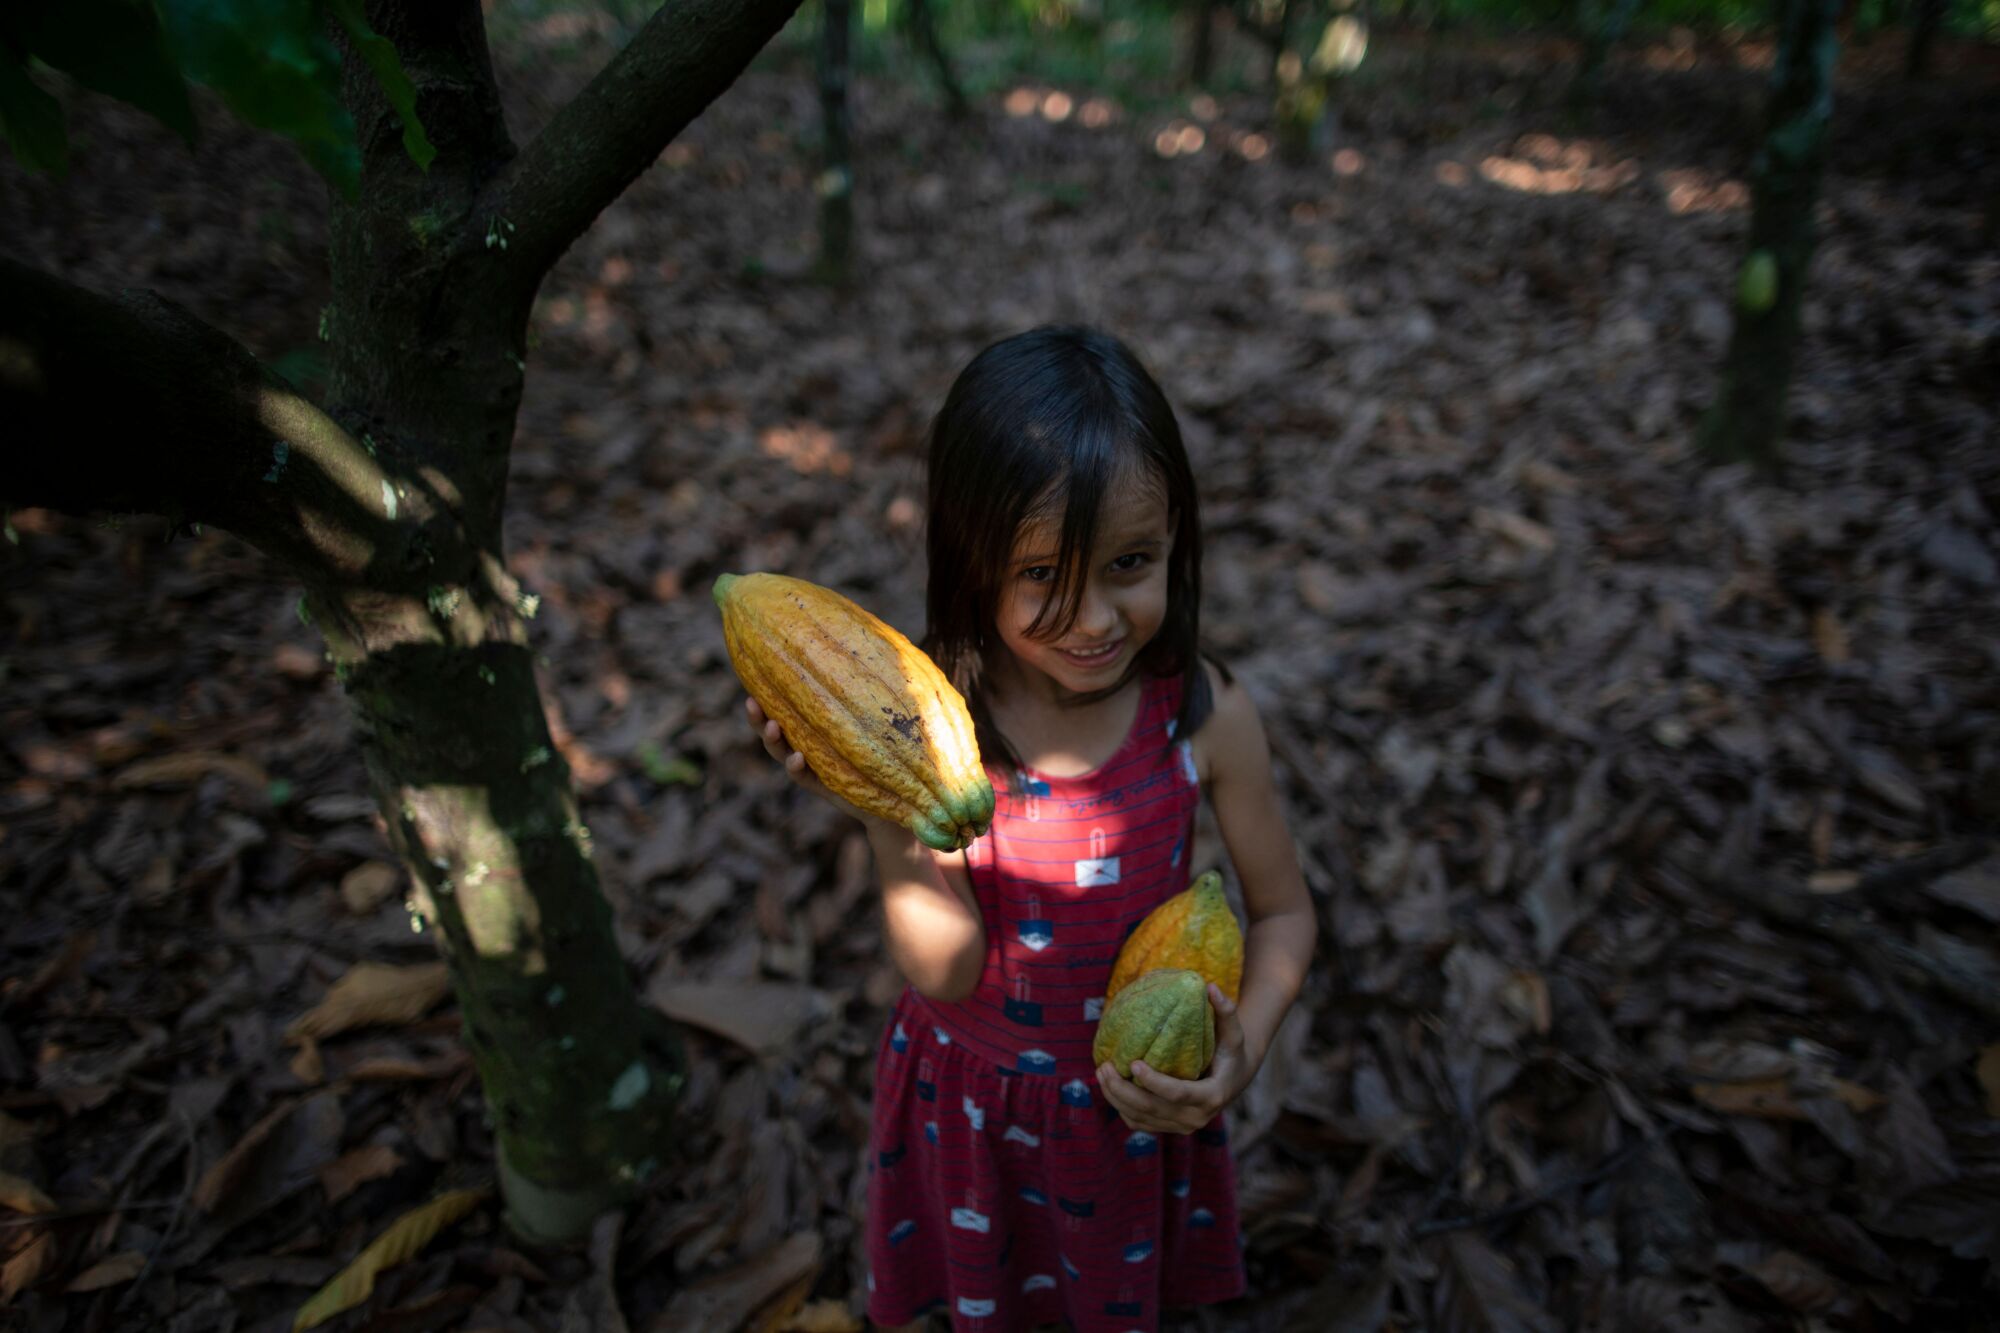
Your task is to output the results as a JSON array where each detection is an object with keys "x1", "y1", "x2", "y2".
[{"x1": 1056, "y1": 638, "x2": 1125, "y2": 668}]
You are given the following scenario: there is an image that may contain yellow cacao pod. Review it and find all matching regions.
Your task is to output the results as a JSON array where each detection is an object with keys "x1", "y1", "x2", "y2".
[
  {"x1": 713, "y1": 572, "x2": 994, "y2": 851},
  {"x1": 1092, "y1": 968, "x2": 1216, "y2": 1081},
  {"x1": 1106, "y1": 870, "x2": 1243, "y2": 1004}
]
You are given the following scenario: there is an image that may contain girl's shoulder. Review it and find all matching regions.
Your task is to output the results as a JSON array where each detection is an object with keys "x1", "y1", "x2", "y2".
[{"x1": 1184, "y1": 656, "x2": 1262, "y2": 782}]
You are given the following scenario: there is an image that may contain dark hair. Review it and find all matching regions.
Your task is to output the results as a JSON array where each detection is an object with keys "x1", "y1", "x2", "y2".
[{"x1": 921, "y1": 325, "x2": 1215, "y2": 779}]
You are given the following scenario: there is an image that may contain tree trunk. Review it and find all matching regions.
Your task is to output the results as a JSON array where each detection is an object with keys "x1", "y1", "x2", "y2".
[
  {"x1": 1189, "y1": 0, "x2": 1219, "y2": 85},
  {"x1": 1905, "y1": 0, "x2": 1945, "y2": 79},
  {"x1": 818, "y1": 0, "x2": 856, "y2": 286},
  {"x1": 1698, "y1": 0, "x2": 1839, "y2": 473},
  {"x1": 906, "y1": 0, "x2": 971, "y2": 119},
  {"x1": 1569, "y1": 0, "x2": 1644, "y2": 111},
  {"x1": 2, "y1": 0, "x2": 806, "y2": 1243}
]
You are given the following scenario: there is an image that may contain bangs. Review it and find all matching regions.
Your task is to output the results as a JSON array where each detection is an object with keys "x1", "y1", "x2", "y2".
[{"x1": 1021, "y1": 454, "x2": 1167, "y2": 644}]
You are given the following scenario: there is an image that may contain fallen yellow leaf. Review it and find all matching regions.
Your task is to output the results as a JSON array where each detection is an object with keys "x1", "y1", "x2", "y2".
[
  {"x1": 285, "y1": 962, "x2": 452, "y2": 1044},
  {"x1": 293, "y1": 1188, "x2": 487, "y2": 1331},
  {"x1": 67, "y1": 1250, "x2": 147, "y2": 1292},
  {"x1": 1978, "y1": 1044, "x2": 2000, "y2": 1118},
  {"x1": 1691, "y1": 1077, "x2": 1882, "y2": 1120},
  {"x1": 0, "y1": 1170, "x2": 55, "y2": 1215}
]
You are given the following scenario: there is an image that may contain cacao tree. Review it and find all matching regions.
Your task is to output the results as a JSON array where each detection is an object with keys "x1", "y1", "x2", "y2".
[
  {"x1": 1698, "y1": 0, "x2": 1839, "y2": 472},
  {"x1": 818, "y1": 0, "x2": 857, "y2": 284},
  {"x1": 1568, "y1": 0, "x2": 1643, "y2": 110},
  {"x1": 1, "y1": 0, "x2": 803, "y2": 1243}
]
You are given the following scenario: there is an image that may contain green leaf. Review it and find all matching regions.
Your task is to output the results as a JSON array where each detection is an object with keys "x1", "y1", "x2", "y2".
[
  {"x1": 0, "y1": 47, "x2": 68, "y2": 174},
  {"x1": 324, "y1": 0, "x2": 435, "y2": 172},
  {"x1": 7, "y1": 0, "x2": 197, "y2": 144},
  {"x1": 636, "y1": 741, "x2": 703, "y2": 787},
  {"x1": 160, "y1": 0, "x2": 361, "y2": 198}
]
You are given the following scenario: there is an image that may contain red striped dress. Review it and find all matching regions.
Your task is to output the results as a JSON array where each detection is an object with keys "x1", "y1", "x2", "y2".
[{"x1": 864, "y1": 673, "x2": 1246, "y2": 1332}]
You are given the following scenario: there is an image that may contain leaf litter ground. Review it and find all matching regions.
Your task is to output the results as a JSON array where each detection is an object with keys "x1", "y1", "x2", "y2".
[{"x1": 2, "y1": 17, "x2": 1998, "y2": 1333}]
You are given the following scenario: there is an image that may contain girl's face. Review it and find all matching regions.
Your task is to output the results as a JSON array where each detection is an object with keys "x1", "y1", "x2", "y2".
[{"x1": 992, "y1": 475, "x2": 1175, "y2": 700}]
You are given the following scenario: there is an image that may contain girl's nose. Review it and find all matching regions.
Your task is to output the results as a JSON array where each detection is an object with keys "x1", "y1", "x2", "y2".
[{"x1": 1075, "y1": 582, "x2": 1119, "y2": 636}]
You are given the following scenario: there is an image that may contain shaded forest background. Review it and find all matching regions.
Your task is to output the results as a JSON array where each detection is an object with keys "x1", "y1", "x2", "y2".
[{"x1": 2, "y1": 1, "x2": 1999, "y2": 1328}]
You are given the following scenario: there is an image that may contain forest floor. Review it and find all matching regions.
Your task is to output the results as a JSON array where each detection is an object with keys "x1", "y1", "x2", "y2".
[{"x1": 3, "y1": 11, "x2": 1999, "y2": 1332}]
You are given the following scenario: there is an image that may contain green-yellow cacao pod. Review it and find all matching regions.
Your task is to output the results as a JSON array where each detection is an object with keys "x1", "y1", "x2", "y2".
[{"x1": 1092, "y1": 968, "x2": 1216, "y2": 1081}]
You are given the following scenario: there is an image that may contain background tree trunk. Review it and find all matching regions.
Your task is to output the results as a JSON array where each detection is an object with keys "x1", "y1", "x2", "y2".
[
  {"x1": 1698, "y1": 0, "x2": 1839, "y2": 472},
  {"x1": 1190, "y1": 0, "x2": 1220, "y2": 84},
  {"x1": 1904, "y1": 0, "x2": 1945, "y2": 79},
  {"x1": 1569, "y1": 0, "x2": 1644, "y2": 111},
  {"x1": 818, "y1": 0, "x2": 857, "y2": 286},
  {"x1": 905, "y1": 0, "x2": 971, "y2": 119}
]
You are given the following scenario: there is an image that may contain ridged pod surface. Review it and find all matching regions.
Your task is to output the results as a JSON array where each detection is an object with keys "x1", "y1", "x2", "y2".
[
  {"x1": 1106, "y1": 870, "x2": 1243, "y2": 1004},
  {"x1": 1092, "y1": 969, "x2": 1216, "y2": 1081},
  {"x1": 713, "y1": 572, "x2": 994, "y2": 851}
]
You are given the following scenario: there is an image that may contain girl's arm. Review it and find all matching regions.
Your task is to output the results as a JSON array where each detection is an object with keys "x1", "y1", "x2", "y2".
[
  {"x1": 864, "y1": 821, "x2": 987, "y2": 1002},
  {"x1": 747, "y1": 699, "x2": 988, "y2": 1001},
  {"x1": 1097, "y1": 664, "x2": 1314, "y2": 1131},
  {"x1": 1199, "y1": 664, "x2": 1315, "y2": 1075}
]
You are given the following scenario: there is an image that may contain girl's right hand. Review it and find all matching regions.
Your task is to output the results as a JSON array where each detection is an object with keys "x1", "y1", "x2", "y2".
[{"x1": 744, "y1": 697, "x2": 873, "y2": 827}]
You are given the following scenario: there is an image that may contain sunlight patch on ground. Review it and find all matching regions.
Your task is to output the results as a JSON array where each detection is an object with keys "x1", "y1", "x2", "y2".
[
  {"x1": 1657, "y1": 168, "x2": 1751, "y2": 214},
  {"x1": 760, "y1": 423, "x2": 853, "y2": 477},
  {"x1": 1153, "y1": 122, "x2": 1207, "y2": 158},
  {"x1": 1478, "y1": 135, "x2": 1640, "y2": 196},
  {"x1": 1435, "y1": 160, "x2": 1469, "y2": 187},
  {"x1": 1333, "y1": 149, "x2": 1365, "y2": 176},
  {"x1": 1040, "y1": 90, "x2": 1073, "y2": 122}
]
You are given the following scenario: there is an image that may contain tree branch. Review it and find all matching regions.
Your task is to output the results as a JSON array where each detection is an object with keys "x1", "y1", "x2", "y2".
[
  {"x1": 486, "y1": 0, "x2": 806, "y2": 297},
  {"x1": 0, "y1": 258, "x2": 414, "y2": 584}
]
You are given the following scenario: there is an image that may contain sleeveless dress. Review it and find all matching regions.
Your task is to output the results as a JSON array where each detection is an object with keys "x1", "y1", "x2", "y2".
[{"x1": 863, "y1": 674, "x2": 1247, "y2": 1332}]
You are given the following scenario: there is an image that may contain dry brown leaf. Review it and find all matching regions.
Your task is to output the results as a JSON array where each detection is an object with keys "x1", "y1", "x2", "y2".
[
  {"x1": 285, "y1": 962, "x2": 451, "y2": 1044},
  {"x1": 8, "y1": 930, "x2": 96, "y2": 1010},
  {"x1": 344, "y1": 1050, "x2": 471, "y2": 1082},
  {"x1": 1, "y1": 1230, "x2": 58, "y2": 1303},
  {"x1": 340, "y1": 862, "x2": 402, "y2": 915},
  {"x1": 1519, "y1": 459, "x2": 1579, "y2": 495},
  {"x1": 1692, "y1": 1077, "x2": 1882, "y2": 1120},
  {"x1": 1472, "y1": 506, "x2": 1556, "y2": 554},
  {"x1": 194, "y1": 1098, "x2": 297, "y2": 1212},
  {"x1": 1498, "y1": 969, "x2": 1551, "y2": 1036},
  {"x1": 749, "y1": 1270, "x2": 818, "y2": 1333},
  {"x1": 1979, "y1": 1045, "x2": 2000, "y2": 1118},
  {"x1": 777, "y1": 1298, "x2": 864, "y2": 1332},
  {"x1": 1748, "y1": 1249, "x2": 1842, "y2": 1312},
  {"x1": 1810, "y1": 607, "x2": 1850, "y2": 664},
  {"x1": 66, "y1": 1250, "x2": 146, "y2": 1292},
  {"x1": 646, "y1": 979, "x2": 834, "y2": 1057},
  {"x1": 112, "y1": 750, "x2": 269, "y2": 793},
  {"x1": 1805, "y1": 869, "x2": 1860, "y2": 894},
  {"x1": 647, "y1": 1232, "x2": 821, "y2": 1333},
  {"x1": 0, "y1": 1170, "x2": 56, "y2": 1214},
  {"x1": 292, "y1": 1187, "x2": 488, "y2": 1331},
  {"x1": 319, "y1": 1143, "x2": 403, "y2": 1204},
  {"x1": 290, "y1": 1035, "x2": 325, "y2": 1085}
]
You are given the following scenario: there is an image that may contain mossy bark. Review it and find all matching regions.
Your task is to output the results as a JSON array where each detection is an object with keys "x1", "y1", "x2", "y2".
[
  {"x1": 1698, "y1": 0, "x2": 1839, "y2": 473},
  {"x1": 3, "y1": 0, "x2": 806, "y2": 1243}
]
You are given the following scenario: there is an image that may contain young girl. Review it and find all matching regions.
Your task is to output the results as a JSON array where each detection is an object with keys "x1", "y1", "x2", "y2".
[{"x1": 745, "y1": 326, "x2": 1314, "y2": 1332}]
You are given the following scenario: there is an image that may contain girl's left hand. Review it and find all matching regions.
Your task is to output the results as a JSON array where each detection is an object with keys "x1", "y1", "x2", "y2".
[{"x1": 1096, "y1": 983, "x2": 1249, "y2": 1135}]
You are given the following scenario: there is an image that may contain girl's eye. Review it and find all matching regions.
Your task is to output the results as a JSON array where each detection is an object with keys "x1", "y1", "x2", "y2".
[
  {"x1": 1110, "y1": 553, "x2": 1148, "y2": 573},
  {"x1": 1021, "y1": 566, "x2": 1054, "y2": 584}
]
